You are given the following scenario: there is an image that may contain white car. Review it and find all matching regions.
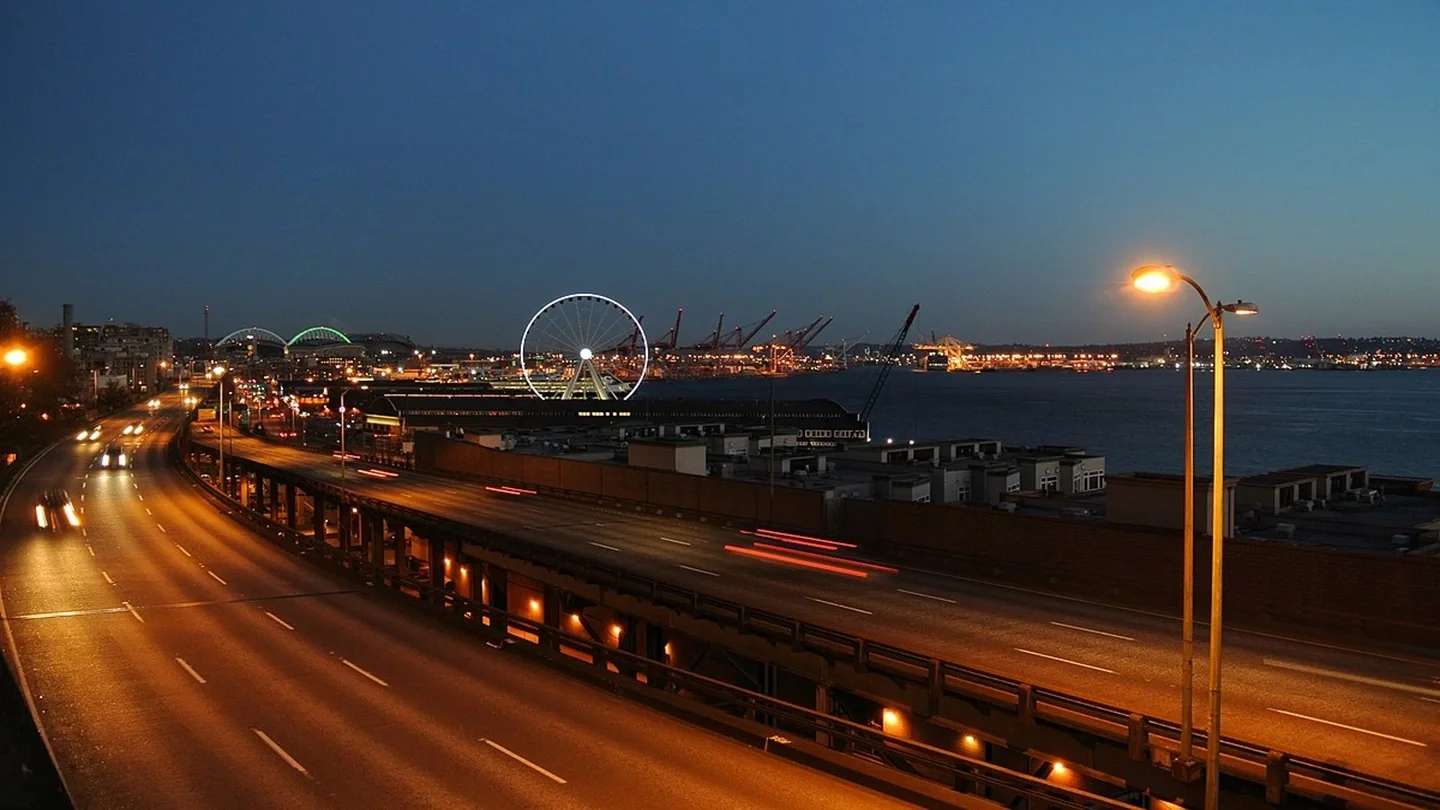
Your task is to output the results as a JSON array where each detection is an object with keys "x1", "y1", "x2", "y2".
[{"x1": 100, "y1": 447, "x2": 128, "y2": 468}]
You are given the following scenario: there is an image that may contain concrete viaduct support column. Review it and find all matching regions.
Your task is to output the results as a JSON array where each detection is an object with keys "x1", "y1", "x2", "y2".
[
  {"x1": 485, "y1": 563, "x2": 508, "y2": 635},
  {"x1": 427, "y1": 534, "x2": 446, "y2": 605},
  {"x1": 285, "y1": 484, "x2": 298, "y2": 529},
  {"x1": 388, "y1": 520, "x2": 405, "y2": 585},
  {"x1": 253, "y1": 474, "x2": 266, "y2": 514},
  {"x1": 312, "y1": 492, "x2": 326, "y2": 542},
  {"x1": 365, "y1": 512, "x2": 384, "y2": 570},
  {"x1": 267, "y1": 478, "x2": 278, "y2": 518},
  {"x1": 337, "y1": 503, "x2": 352, "y2": 553}
]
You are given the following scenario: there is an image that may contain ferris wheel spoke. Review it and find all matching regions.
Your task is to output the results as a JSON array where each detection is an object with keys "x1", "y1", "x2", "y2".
[
  {"x1": 549, "y1": 302, "x2": 585, "y2": 355},
  {"x1": 580, "y1": 295, "x2": 601, "y2": 348}
]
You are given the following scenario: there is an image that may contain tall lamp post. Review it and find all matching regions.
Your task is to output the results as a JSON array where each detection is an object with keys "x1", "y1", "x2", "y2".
[
  {"x1": 212, "y1": 365, "x2": 227, "y2": 494},
  {"x1": 338, "y1": 385, "x2": 368, "y2": 483},
  {"x1": 1131, "y1": 265, "x2": 1256, "y2": 809}
]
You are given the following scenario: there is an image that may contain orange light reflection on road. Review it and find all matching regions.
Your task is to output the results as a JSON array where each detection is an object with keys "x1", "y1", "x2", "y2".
[
  {"x1": 750, "y1": 542, "x2": 898, "y2": 573},
  {"x1": 722, "y1": 545, "x2": 868, "y2": 578}
]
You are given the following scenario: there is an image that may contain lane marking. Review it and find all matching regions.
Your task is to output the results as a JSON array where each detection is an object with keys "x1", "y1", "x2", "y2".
[
  {"x1": 85, "y1": 543, "x2": 93, "y2": 555},
  {"x1": 897, "y1": 588, "x2": 957, "y2": 604},
  {"x1": 101, "y1": 571, "x2": 114, "y2": 586},
  {"x1": 80, "y1": 528, "x2": 87, "y2": 537},
  {"x1": 1262, "y1": 658, "x2": 1440, "y2": 700},
  {"x1": 1051, "y1": 621, "x2": 1135, "y2": 642},
  {"x1": 136, "y1": 494, "x2": 142, "y2": 501},
  {"x1": 806, "y1": 596, "x2": 873, "y2": 615},
  {"x1": 176, "y1": 657, "x2": 206, "y2": 684},
  {"x1": 659, "y1": 536, "x2": 691, "y2": 546},
  {"x1": 175, "y1": 543, "x2": 192, "y2": 557},
  {"x1": 122, "y1": 601, "x2": 145, "y2": 623},
  {"x1": 480, "y1": 738, "x2": 567, "y2": 784},
  {"x1": 1266, "y1": 708, "x2": 1426, "y2": 747},
  {"x1": 1421, "y1": 697, "x2": 1440, "y2": 705},
  {"x1": 1014, "y1": 648, "x2": 1114, "y2": 674},
  {"x1": 252, "y1": 728, "x2": 311, "y2": 778},
  {"x1": 208, "y1": 571, "x2": 228, "y2": 585},
  {"x1": 589, "y1": 542, "x2": 621, "y2": 551},
  {"x1": 145, "y1": 507, "x2": 152, "y2": 516},
  {"x1": 265, "y1": 611, "x2": 295, "y2": 631},
  {"x1": 156, "y1": 524, "x2": 166, "y2": 533},
  {"x1": 341, "y1": 658, "x2": 390, "y2": 687},
  {"x1": 677, "y1": 564, "x2": 719, "y2": 577}
]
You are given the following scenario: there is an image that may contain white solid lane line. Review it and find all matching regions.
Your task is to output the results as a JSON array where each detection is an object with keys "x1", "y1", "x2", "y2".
[
  {"x1": 1051, "y1": 621, "x2": 1135, "y2": 642},
  {"x1": 101, "y1": 571, "x2": 114, "y2": 586},
  {"x1": 1421, "y1": 697, "x2": 1440, "y2": 705},
  {"x1": 175, "y1": 543, "x2": 191, "y2": 557},
  {"x1": 659, "y1": 536, "x2": 691, "y2": 546},
  {"x1": 176, "y1": 657, "x2": 207, "y2": 684},
  {"x1": 122, "y1": 601, "x2": 144, "y2": 624},
  {"x1": 253, "y1": 728, "x2": 311, "y2": 778},
  {"x1": 480, "y1": 738, "x2": 567, "y2": 784},
  {"x1": 341, "y1": 658, "x2": 390, "y2": 687},
  {"x1": 1263, "y1": 658, "x2": 1440, "y2": 699},
  {"x1": 806, "y1": 596, "x2": 873, "y2": 615},
  {"x1": 1266, "y1": 708, "x2": 1427, "y2": 747},
  {"x1": 897, "y1": 588, "x2": 957, "y2": 604},
  {"x1": 208, "y1": 571, "x2": 228, "y2": 586},
  {"x1": 1014, "y1": 648, "x2": 1114, "y2": 674},
  {"x1": 589, "y1": 542, "x2": 621, "y2": 551},
  {"x1": 265, "y1": 611, "x2": 295, "y2": 631}
]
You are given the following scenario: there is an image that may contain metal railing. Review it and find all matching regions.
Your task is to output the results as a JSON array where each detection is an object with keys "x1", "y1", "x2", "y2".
[{"x1": 185, "y1": 435, "x2": 1440, "y2": 810}]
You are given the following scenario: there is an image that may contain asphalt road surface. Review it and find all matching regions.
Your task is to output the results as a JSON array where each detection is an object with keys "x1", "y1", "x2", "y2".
[
  {"x1": 217, "y1": 425, "x2": 1440, "y2": 792},
  {"x1": 0, "y1": 403, "x2": 915, "y2": 810}
]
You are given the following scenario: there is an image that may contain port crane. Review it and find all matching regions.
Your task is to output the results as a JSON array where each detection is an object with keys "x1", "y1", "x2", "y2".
[
  {"x1": 689, "y1": 310, "x2": 776, "y2": 351},
  {"x1": 859, "y1": 303, "x2": 920, "y2": 423}
]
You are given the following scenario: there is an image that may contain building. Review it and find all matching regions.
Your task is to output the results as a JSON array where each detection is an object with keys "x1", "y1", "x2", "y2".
[
  {"x1": 627, "y1": 437, "x2": 707, "y2": 476},
  {"x1": 827, "y1": 438, "x2": 1105, "y2": 505},
  {"x1": 69, "y1": 320, "x2": 173, "y2": 396},
  {"x1": 1105, "y1": 473, "x2": 1237, "y2": 538}
]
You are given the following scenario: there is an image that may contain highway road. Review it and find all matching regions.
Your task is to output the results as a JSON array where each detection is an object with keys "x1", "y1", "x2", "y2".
[
  {"x1": 0, "y1": 403, "x2": 916, "y2": 810},
  {"x1": 218, "y1": 431, "x2": 1440, "y2": 792}
]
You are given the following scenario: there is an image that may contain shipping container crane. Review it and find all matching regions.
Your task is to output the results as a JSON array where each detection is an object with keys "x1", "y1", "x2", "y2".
[
  {"x1": 794, "y1": 316, "x2": 832, "y2": 352},
  {"x1": 859, "y1": 304, "x2": 920, "y2": 423},
  {"x1": 653, "y1": 308, "x2": 685, "y2": 351},
  {"x1": 721, "y1": 310, "x2": 777, "y2": 349}
]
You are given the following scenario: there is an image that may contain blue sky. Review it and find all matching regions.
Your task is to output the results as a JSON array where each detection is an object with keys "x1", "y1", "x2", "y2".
[{"x1": 3, "y1": 2, "x2": 1437, "y2": 346}]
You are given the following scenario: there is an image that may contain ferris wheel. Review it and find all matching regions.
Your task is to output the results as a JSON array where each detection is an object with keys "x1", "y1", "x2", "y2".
[{"x1": 519, "y1": 293, "x2": 649, "y2": 400}]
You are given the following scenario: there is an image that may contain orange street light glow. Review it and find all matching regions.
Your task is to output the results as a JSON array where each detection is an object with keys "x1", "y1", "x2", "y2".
[
  {"x1": 4, "y1": 348, "x2": 27, "y2": 367},
  {"x1": 1131, "y1": 265, "x2": 1177, "y2": 293},
  {"x1": 723, "y1": 544, "x2": 869, "y2": 578}
]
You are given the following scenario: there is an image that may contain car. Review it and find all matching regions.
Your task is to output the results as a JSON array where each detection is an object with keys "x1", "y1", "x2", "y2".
[
  {"x1": 147, "y1": 399, "x2": 161, "y2": 408},
  {"x1": 75, "y1": 426, "x2": 102, "y2": 441},
  {"x1": 35, "y1": 489, "x2": 80, "y2": 531},
  {"x1": 99, "y1": 446, "x2": 128, "y2": 469},
  {"x1": 122, "y1": 424, "x2": 134, "y2": 435}
]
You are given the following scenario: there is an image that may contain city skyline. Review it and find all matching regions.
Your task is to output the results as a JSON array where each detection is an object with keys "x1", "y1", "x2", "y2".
[{"x1": 4, "y1": 3, "x2": 1439, "y2": 344}]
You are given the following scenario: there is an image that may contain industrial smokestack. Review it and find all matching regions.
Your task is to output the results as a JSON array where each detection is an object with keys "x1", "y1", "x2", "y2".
[{"x1": 62, "y1": 303, "x2": 74, "y2": 358}]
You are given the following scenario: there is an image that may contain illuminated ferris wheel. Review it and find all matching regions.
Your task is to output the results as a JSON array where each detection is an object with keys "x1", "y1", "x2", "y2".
[{"x1": 519, "y1": 293, "x2": 649, "y2": 400}]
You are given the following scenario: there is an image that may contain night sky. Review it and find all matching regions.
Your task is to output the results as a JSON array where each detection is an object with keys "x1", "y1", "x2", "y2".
[{"x1": 3, "y1": 2, "x2": 1437, "y2": 347}]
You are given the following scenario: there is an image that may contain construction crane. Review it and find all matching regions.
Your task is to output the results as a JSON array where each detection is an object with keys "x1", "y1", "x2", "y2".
[
  {"x1": 829, "y1": 332, "x2": 870, "y2": 369},
  {"x1": 720, "y1": 310, "x2": 777, "y2": 349},
  {"x1": 652, "y1": 308, "x2": 685, "y2": 352},
  {"x1": 859, "y1": 304, "x2": 920, "y2": 423},
  {"x1": 793, "y1": 316, "x2": 832, "y2": 352}
]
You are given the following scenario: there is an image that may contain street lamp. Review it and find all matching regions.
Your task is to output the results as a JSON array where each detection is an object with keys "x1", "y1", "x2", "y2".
[
  {"x1": 213, "y1": 365, "x2": 227, "y2": 494},
  {"x1": 338, "y1": 385, "x2": 369, "y2": 483},
  {"x1": 3, "y1": 348, "x2": 28, "y2": 368},
  {"x1": 1130, "y1": 264, "x2": 1256, "y2": 808}
]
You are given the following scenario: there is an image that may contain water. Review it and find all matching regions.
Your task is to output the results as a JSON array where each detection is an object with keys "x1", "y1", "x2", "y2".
[{"x1": 638, "y1": 368, "x2": 1440, "y2": 480}]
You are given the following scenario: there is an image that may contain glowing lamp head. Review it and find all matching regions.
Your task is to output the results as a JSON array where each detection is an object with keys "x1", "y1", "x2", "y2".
[
  {"x1": 1225, "y1": 301, "x2": 1260, "y2": 316},
  {"x1": 3, "y1": 348, "x2": 27, "y2": 367},
  {"x1": 579, "y1": 347, "x2": 593, "y2": 361},
  {"x1": 212, "y1": 365, "x2": 227, "y2": 376},
  {"x1": 1130, "y1": 265, "x2": 1178, "y2": 294}
]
